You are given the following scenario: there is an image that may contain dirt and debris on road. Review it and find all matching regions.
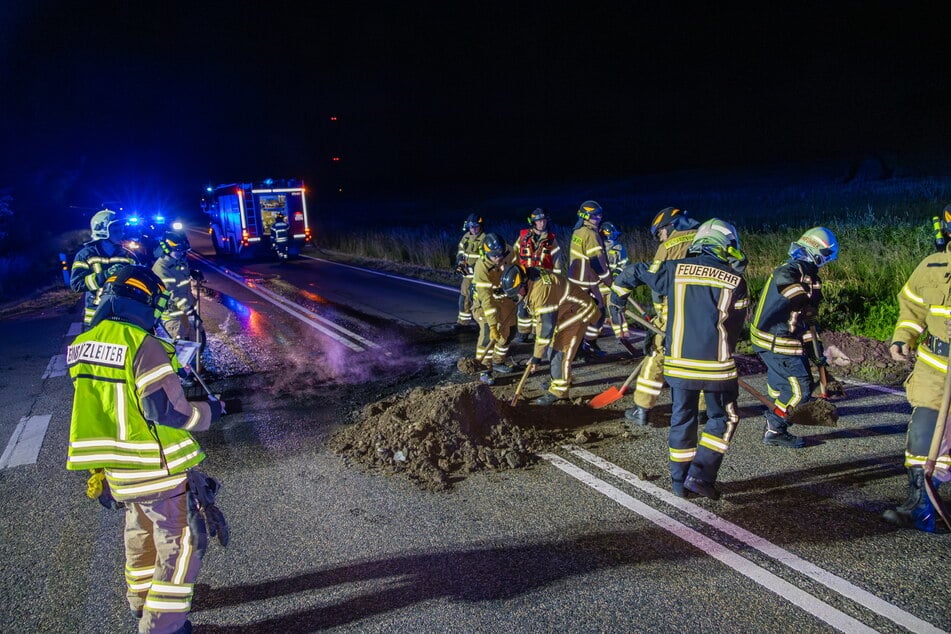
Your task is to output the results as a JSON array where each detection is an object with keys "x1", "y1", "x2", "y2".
[
  {"x1": 821, "y1": 330, "x2": 913, "y2": 386},
  {"x1": 329, "y1": 382, "x2": 557, "y2": 491}
]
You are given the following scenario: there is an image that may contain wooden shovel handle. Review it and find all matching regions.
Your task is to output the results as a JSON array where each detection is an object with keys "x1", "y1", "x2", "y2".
[
  {"x1": 738, "y1": 378, "x2": 775, "y2": 410},
  {"x1": 510, "y1": 363, "x2": 534, "y2": 406}
]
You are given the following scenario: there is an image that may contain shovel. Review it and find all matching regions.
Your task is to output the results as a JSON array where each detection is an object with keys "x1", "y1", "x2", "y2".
[
  {"x1": 590, "y1": 358, "x2": 646, "y2": 409},
  {"x1": 808, "y1": 325, "x2": 844, "y2": 398},
  {"x1": 924, "y1": 357, "x2": 951, "y2": 532},
  {"x1": 510, "y1": 363, "x2": 534, "y2": 406}
]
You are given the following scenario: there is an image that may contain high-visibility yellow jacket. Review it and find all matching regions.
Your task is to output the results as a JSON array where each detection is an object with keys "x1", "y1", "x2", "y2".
[
  {"x1": 66, "y1": 319, "x2": 213, "y2": 502},
  {"x1": 892, "y1": 249, "x2": 951, "y2": 376}
]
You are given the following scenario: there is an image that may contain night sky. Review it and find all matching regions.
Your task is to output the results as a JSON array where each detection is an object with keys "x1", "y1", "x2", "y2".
[{"x1": 1, "y1": 1, "x2": 950, "y2": 221}]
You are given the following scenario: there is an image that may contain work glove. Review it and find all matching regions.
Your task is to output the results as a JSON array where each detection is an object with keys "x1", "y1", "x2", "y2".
[
  {"x1": 890, "y1": 341, "x2": 910, "y2": 362},
  {"x1": 800, "y1": 303, "x2": 819, "y2": 324},
  {"x1": 489, "y1": 324, "x2": 502, "y2": 342},
  {"x1": 208, "y1": 398, "x2": 224, "y2": 421},
  {"x1": 86, "y1": 469, "x2": 123, "y2": 510},
  {"x1": 186, "y1": 491, "x2": 209, "y2": 557},
  {"x1": 642, "y1": 333, "x2": 655, "y2": 357},
  {"x1": 186, "y1": 470, "x2": 229, "y2": 548}
]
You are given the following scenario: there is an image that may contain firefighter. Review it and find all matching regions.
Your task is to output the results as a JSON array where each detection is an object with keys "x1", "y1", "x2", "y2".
[
  {"x1": 883, "y1": 206, "x2": 951, "y2": 532},
  {"x1": 600, "y1": 221, "x2": 628, "y2": 277},
  {"x1": 567, "y1": 200, "x2": 613, "y2": 358},
  {"x1": 751, "y1": 227, "x2": 839, "y2": 449},
  {"x1": 66, "y1": 266, "x2": 225, "y2": 634},
  {"x1": 609, "y1": 219, "x2": 749, "y2": 499},
  {"x1": 609, "y1": 207, "x2": 700, "y2": 426},
  {"x1": 501, "y1": 264, "x2": 600, "y2": 404},
  {"x1": 455, "y1": 213, "x2": 487, "y2": 328},
  {"x1": 471, "y1": 233, "x2": 518, "y2": 385},
  {"x1": 271, "y1": 212, "x2": 290, "y2": 261},
  {"x1": 152, "y1": 230, "x2": 200, "y2": 342},
  {"x1": 70, "y1": 208, "x2": 141, "y2": 327},
  {"x1": 512, "y1": 207, "x2": 563, "y2": 343}
]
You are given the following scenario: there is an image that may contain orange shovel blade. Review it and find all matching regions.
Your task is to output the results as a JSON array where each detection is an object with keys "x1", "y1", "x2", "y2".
[{"x1": 590, "y1": 386, "x2": 625, "y2": 409}]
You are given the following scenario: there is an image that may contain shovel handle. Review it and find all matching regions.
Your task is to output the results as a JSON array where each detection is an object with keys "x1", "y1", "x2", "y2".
[
  {"x1": 510, "y1": 363, "x2": 534, "y2": 406},
  {"x1": 620, "y1": 358, "x2": 647, "y2": 392},
  {"x1": 808, "y1": 325, "x2": 829, "y2": 397},
  {"x1": 738, "y1": 378, "x2": 775, "y2": 411},
  {"x1": 924, "y1": 360, "x2": 951, "y2": 531}
]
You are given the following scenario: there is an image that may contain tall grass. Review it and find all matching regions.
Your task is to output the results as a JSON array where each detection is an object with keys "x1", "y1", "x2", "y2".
[{"x1": 318, "y1": 170, "x2": 950, "y2": 341}]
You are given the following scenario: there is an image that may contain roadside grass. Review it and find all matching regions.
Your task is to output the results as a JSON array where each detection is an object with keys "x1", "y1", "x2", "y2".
[{"x1": 317, "y1": 171, "x2": 951, "y2": 341}]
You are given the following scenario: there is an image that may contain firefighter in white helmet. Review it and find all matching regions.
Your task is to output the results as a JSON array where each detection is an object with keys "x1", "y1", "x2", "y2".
[
  {"x1": 751, "y1": 226, "x2": 839, "y2": 449},
  {"x1": 70, "y1": 209, "x2": 140, "y2": 327}
]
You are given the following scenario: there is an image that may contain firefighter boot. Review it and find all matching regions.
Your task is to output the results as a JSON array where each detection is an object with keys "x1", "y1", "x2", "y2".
[
  {"x1": 882, "y1": 467, "x2": 939, "y2": 532},
  {"x1": 534, "y1": 392, "x2": 565, "y2": 406},
  {"x1": 479, "y1": 371, "x2": 495, "y2": 386},
  {"x1": 684, "y1": 475, "x2": 721, "y2": 500},
  {"x1": 762, "y1": 415, "x2": 805, "y2": 448},
  {"x1": 581, "y1": 339, "x2": 607, "y2": 360},
  {"x1": 624, "y1": 406, "x2": 650, "y2": 427}
]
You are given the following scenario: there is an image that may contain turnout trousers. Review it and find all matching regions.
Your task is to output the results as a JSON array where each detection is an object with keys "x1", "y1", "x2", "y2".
[
  {"x1": 758, "y1": 350, "x2": 815, "y2": 430},
  {"x1": 458, "y1": 277, "x2": 474, "y2": 324},
  {"x1": 124, "y1": 493, "x2": 202, "y2": 634},
  {"x1": 668, "y1": 387, "x2": 740, "y2": 486}
]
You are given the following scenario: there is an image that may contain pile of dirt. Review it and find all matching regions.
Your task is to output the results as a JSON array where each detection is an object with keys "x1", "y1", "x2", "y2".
[
  {"x1": 329, "y1": 382, "x2": 554, "y2": 491},
  {"x1": 821, "y1": 331, "x2": 913, "y2": 386}
]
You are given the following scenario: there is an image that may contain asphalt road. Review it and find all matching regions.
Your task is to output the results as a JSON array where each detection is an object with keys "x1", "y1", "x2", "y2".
[{"x1": 1, "y1": 237, "x2": 950, "y2": 633}]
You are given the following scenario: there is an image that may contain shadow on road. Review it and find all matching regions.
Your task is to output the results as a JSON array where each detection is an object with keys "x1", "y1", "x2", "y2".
[{"x1": 192, "y1": 529, "x2": 684, "y2": 632}]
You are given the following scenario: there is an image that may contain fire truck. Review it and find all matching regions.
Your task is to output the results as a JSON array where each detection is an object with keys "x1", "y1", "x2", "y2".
[{"x1": 202, "y1": 179, "x2": 312, "y2": 259}]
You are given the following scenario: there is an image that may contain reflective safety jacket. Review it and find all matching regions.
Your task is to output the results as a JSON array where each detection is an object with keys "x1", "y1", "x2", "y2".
[
  {"x1": 751, "y1": 259, "x2": 822, "y2": 356},
  {"x1": 471, "y1": 248, "x2": 517, "y2": 327},
  {"x1": 524, "y1": 270, "x2": 599, "y2": 358},
  {"x1": 456, "y1": 231, "x2": 487, "y2": 278},
  {"x1": 69, "y1": 240, "x2": 140, "y2": 325},
  {"x1": 605, "y1": 240, "x2": 629, "y2": 277},
  {"x1": 892, "y1": 249, "x2": 951, "y2": 375},
  {"x1": 568, "y1": 223, "x2": 612, "y2": 289},
  {"x1": 647, "y1": 228, "x2": 697, "y2": 319},
  {"x1": 514, "y1": 229, "x2": 562, "y2": 274},
  {"x1": 152, "y1": 256, "x2": 196, "y2": 320},
  {"x1": 67, "y1": 319, "x2": 214, "y2": 502},
  {"x1": 613, "y1": 253, "x2": 749, "y2": 390}
]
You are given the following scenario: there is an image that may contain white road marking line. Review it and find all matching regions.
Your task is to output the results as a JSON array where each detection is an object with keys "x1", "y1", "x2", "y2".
[
  {"x1": 42, "y1": 354, "x2": 67, "y2": 378},
  {"x1": 841, "y1": 380, "x2": 905, "y2": 396},
  {"x1": 300, "y1": 254, "x2": 458, "y2": 293},
  {"x1": 0, "y1": 415, "x2": 52, "y2": 469},
  {"x1": 541, "y1": 452, "x2": 879, "y2": 634},
  {"x1": 66, "y1": 322, "x2": 83, "y2": 336},
  {"x1": 564, "y1": 446, "x2": 946, "y2": 634},
  {"x1": 190, "y1": 253, "x2": 377, "y2": 352}
]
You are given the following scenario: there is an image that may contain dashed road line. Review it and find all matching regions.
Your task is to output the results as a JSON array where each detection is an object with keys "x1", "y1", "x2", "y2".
[
  {"x1": 1, "y1": 415, "x2": 52, "y2": 469},
  {"x1": 554, "y1": 446, "x2": 945, "y2": 634},
  {"x1": 42, "y1": 354, "x2": 67, "y2": 378}
]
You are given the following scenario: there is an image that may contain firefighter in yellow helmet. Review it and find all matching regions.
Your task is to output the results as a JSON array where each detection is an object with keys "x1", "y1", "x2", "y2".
[
  {"x1": 610, "y1": 207, "x2": 699, "y2": 426},
  {"x1": 501, "y1": 264, "x2": 599, "y2": 404},
  {"x1": 568, "y1": 200, "x2": 612, "y2": 358},
  {"x1": 455, "y1": 213, "x2": 487, "y2": 328},
  {"x1": 66, "y1": 266, "x2": 225, "y2": 634},
  {"x1": 471, "y1": 233, "x2": 518, "y2": 385},
  {"x1": 152, "y1": 230, "x2": 199, "y2": 342},
  {"x1": 70, "y1": 209, "x2": 141, "y2": 327},
  {"x1": 883, "y1": 206, "x2": 951, "y2": 532}
]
